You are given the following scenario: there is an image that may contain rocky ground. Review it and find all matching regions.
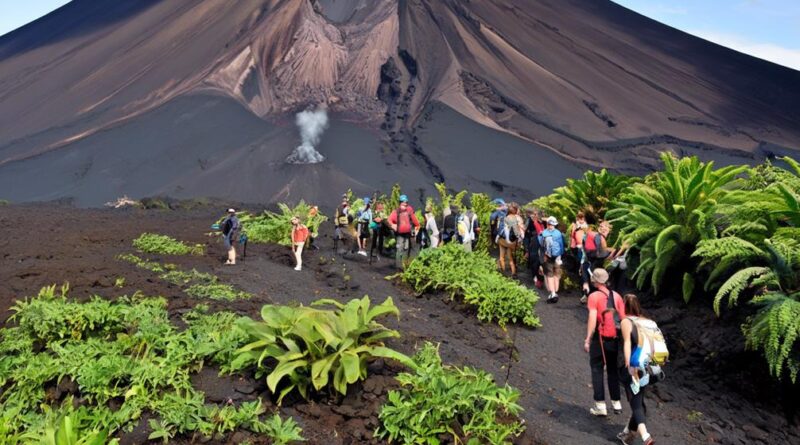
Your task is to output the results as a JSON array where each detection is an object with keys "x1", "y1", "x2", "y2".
[{"x1": 0, "y1": 203, "x2": 798, "y2": 444}]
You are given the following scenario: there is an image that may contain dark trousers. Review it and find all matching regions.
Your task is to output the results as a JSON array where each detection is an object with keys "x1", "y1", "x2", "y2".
[
  {"x1": 622, "y1": 370, "x2": 647, "y2": 429},
  {"x1": 589, "y1": 335, "x2": 621, "y2": 401},
  {"x1": 371, "y1": 227, "x2": 384, "y2": 255}
]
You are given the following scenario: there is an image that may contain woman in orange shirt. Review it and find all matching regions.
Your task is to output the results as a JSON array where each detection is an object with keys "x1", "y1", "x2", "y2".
[{"x1": 291, "y1": 216, "x2": 309, "y2": 271}]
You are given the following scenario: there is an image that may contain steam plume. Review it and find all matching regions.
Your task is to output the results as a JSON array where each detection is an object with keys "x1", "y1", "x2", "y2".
[{"x1": 286, "y1": 108, "x2": 328, "y2": 164}]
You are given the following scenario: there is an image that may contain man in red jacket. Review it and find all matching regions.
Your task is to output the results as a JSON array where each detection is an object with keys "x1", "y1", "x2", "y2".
[{"x1": 388, "y1": 194, "x2": 420, "y2": 269}]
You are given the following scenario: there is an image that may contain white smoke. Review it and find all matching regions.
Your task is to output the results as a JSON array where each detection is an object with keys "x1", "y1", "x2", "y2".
[{"x1": 286, "y1": 108, "x2": 328, "y2": 164}]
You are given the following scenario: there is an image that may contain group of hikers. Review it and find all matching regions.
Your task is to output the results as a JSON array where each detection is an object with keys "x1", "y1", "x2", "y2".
[{"x1": 216, "y1": 194, "x2": 665, "y2": 445}]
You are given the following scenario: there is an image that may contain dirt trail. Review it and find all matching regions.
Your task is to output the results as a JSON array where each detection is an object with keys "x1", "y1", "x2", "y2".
[{"x1": 0, "y1": 205, "x2": 797, "y2": 444}]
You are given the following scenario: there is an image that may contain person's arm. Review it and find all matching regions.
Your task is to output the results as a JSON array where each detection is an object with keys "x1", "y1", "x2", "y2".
[
  {"x1": 584, "y1": 303, "x2": 597, "y2": 352},
  {"x1": 621, "y1": 318, "x2": 634, "y2": 375},
  {"x1": 388, "y1": 211, "x2": 398, "y2": 231}
]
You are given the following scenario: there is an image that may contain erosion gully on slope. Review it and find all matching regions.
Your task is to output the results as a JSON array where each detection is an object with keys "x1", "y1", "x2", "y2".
[{"x1": 0, "y1": 205, "x2": 797, "y2": 444}]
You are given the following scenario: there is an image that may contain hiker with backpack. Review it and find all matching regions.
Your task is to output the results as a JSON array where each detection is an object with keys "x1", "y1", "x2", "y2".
[
  {"x1": 424, "y1": 204, "x2": 440, "y2": 248},
  {"x1": 370, "y1": 201, "x2": 388, "y2": 259},
  {"x1": 524, "y1": 208, "x2": 545, "y2": 288},
  {"x1": 356, "y1": 197, "x2": 372, "y2": 256},
  {"x1": 291, "y1": 215, "x2": 309, "y2": 271},
  {"x1": 570, "y1": 212, "x2": 588, "y2": 271},
  {"x1": 457, "y1": 208, "x2": 478, "y2": 252},
  {"x1": 583, "y1": 268, "x2": 625, "y2": 417},
  {"x1": 581, "y1": 221, "x2": 613, "y2": 303},
  {"x1": 489, "y1": 198, "x2": 507, "y2": 248},
  {"x1": 441, "y1": 205, "x2": 458, "y2": 245},
  {"x1": 617, "y1": 294, "x2": 667, "y2": 445},
  {"x1": 496, "y1": 202, "x2": 525, "y2": 277},
  {"x1": 465, "y1": 208, "x2": 481, "y2": 251},
  {"x1": 221, "y1": 208, "x2": 240, "y2": 265},
  {"x1": 539, "y1": 216, "x2": 565, "y2": 303},
  {"x1": 388, "y1": 194, "x2": 420, "y2": 269},
  {"x1": 334, "y1": 195, "x2": 354, "y2": 254}
]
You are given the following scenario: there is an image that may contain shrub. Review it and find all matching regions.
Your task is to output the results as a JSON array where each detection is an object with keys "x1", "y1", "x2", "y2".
[
  {"x1": 233, "y1": 296, "x2": 413, "y2": 404},
  {"x1": 607, "y1": 153, "x2": 746, "y2": 301},
  {"x1": 377, "y1": 343, "x2": 524, "y2": 445},
  {"x1": 395, "y1": 243, "x2": 540, "y2": 327},
  {"x1": 185, "y1": 282, "x2": 251, "y2": 301},
  {"x1": 133, "y1": 233, "x2": 204, "y2": 256},
  {"x1": 0, "y1": 286, "x2": 261, "y2": 441},
  {"x1": 238, "y1": 201, "x2": 327, "y2": 245}
]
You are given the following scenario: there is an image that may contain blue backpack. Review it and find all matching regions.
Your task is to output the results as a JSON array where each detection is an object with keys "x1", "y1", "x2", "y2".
[{"x1": 540, "y1": 229, "x2": 563, "y2": 258}]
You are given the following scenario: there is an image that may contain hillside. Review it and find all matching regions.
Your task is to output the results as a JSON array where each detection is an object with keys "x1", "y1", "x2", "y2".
[{"x1": 0, "y1": 0, "x2": 798, "y2": 206}]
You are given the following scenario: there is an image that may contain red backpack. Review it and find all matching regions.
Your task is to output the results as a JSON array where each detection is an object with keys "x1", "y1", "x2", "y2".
[
  {"x1": 396, "y1": 208, "x2": 412, "y2": 234},
  {"x1": 583, "y1": 231, "x2": 608, "y2": 260},
  {"x1": 599, "y1": 289, "x2": 622, "y2": 338}
]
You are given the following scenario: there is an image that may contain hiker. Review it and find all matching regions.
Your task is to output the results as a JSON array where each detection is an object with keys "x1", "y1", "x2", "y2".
[
  {"x1": 464, "y1": 208, "x2": 480, "y2": 251},
  {"x1": 356, "y1": 197, "x2": 372, "y2": 256},
  {"x1": 570, "y1": 212, "x2": 588, "y2": 271},
  {"x1": 496, "y1": 202, "x2": 524, "y2": 276},
  {"x1": 370, "y1": 201, "x2": 388, "y2": 258},
  {"x1": 617, "y1": 294, "x2": 662, "y2": 445},
  {"x1": 307, "y1": 206, "x2": 320, "y2": 250},
  {"x1": 424, "y1": 204, "x2": 440, "y2": 248},
  {"x1": 221, "y1": 208, "x2": 240, "y2": 265},
  {"x1": 334, "y1": 195, "x2": 353, "y2": 254},
  {"x1": 457, "y1": 208, "x2": 478, "y2": 252},
  {"x1": 489, "y1": 199, "x2": 507, "y2": 248},
  {"x1": 539, "y1": 216, "x2": 565, "y2": 303},
  {"x1": 291, "y1": 216, "x2": 309, "y2": 271},
  {"x1": 524, "y1": 208, "x2": 545, "y2": 288},
  {"x1": 441, "y1": 205, "x2": 458, "y2": 245},
  {"x1": 583, "y1": 268, "x2": 625, "y2": 417},
  {"x1": 388, "y1": 194, "x2": 420, "y2": 269},
  {"x1": 581, "y1": 221, "x2": 613, "y2": 303}
]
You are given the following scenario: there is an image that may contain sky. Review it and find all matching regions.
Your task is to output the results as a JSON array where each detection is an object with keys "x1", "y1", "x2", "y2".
[
  {"x1": 613, "y1": 0, "x2": 800, "y2": 71},
  {"x1": 0, "y1": 1, "x2": 798, "y2": 71}
]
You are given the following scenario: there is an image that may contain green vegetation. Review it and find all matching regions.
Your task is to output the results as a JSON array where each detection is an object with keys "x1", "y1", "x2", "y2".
[
  {"x1": 395, "y1": 243, "x2": 540, "y2": 327},
  {"x1": 133, "y1": 233, "x2": 204, "y2": 256},
  {"x1": 0, "y1": 199, "x2": 9, "y2": 206},
  {"x1": 18, "y1": 400, "x2": 118, "y2": 445},
  {"x1": 377, "y1": 343, "x2": 524, "y2": 445},
  {"x1": 532, "y1": 168, "x2": 638, "y2": 224},
  {"x1": 233, "y1": 296, "x2": 413, "y2": 404},
  {"x1": 119, "y1": 254, "x2": 251, "y2": 301},
  {"x1": 537, "y1": 153, "x2": 800, "y2": 382},
  {"x1": 237, "y1": 201, "x2": 327, "y2": 245},
  {"x1": 0, "y1": 285, "x2": 305, "y2": 442}
]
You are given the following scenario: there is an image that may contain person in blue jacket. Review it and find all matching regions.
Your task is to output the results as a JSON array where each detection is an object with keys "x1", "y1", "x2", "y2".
[{"x1": 538, "y1": 216, "x2": 565, "y2": 303}]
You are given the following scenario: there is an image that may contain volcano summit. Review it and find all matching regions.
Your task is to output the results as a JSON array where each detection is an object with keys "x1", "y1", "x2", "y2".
[{"x1": 0, "y1": 0, "x2": 798, "y2": 205}]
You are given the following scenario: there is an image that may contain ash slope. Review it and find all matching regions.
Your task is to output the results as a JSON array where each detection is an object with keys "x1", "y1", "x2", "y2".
[{"x1": 0, "y1": 0, "x2": 798, "y2": 206}]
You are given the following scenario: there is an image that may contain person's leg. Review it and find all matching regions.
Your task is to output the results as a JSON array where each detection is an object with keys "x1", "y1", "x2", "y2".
[
  {"x1": 553, "y1": 266, "x2": 561, "y2": 293},
  {"x1": 509, "y1": 246, "x2": 517, "y2": 275},
  {"x1": 294, "y1": 243, "x2": 304, "y2": 270},
  {"x1": 498, "y1": 242, "x2": 507, "y2": 272},
  {"x1": 395, "y1": 236, "x2": 407, "y2": 269},
  {"x1": 603, "y1": 340, "x2": 622, "y2": 411},
  {"x1": 589, "y1": 336, "x2": 607, "y2": 414}
]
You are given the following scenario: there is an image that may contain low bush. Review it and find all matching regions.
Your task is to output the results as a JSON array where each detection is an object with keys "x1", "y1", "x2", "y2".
[
  {"x1": 133, "y1": 233, "x2": 204, "y2": 256},
  {"x1": 0, "y1": 286, "x2": 291, "y2": 442},
  {"x1": 394, "y1": 243, "x2": 540, "y2": 327},
  {"x1": 185, "y1": 282, "x2": 251, "y2": 302},
  {"x1": 377, "y1": 342, "x2": 524, "y2": 445},
  {"x1": 238, "y1": 201, "x2": 327, "y2": 245},
  {"x1": 233, "y1": 296, "x2": 413, "y2": 404}
]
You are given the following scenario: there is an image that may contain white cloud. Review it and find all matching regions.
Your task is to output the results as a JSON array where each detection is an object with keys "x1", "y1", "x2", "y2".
[{"x1": 689, "y1": 29, "x2": 800, "y2": 72}]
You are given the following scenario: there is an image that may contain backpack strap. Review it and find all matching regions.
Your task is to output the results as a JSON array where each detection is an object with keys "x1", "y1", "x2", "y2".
[{"x1": 600, "y1": 289, "x2": 620, "y2": 338}]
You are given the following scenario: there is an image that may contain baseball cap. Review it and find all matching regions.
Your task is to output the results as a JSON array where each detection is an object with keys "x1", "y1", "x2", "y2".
[
  {"x1": 399, "y1": 194, "x2": 409, "y2": 203},
  {"x1": 227, "y1": 208, "x2": 236, "y2": 213},
  {"x1": 591, "y1": 268, "x2": 609, "y2": 284}
]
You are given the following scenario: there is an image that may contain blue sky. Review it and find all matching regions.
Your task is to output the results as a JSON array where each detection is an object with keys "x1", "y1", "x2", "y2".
[
  {"x1": 1, "y1": 1, "x2": 798, "y2": 70},
  {"x1": 613, "y1": 0, "x2": 800, "y2": 70}
]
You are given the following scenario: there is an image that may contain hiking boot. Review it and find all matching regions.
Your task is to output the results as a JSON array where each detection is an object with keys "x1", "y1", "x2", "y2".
[
  {"x1": 611, "y1": 400, "x2": 622, "y2": 414},
  {"x1": 546, "y1": 294, "x2": 557, "y2": 304},
  {"x1": 589, "y1": 403, "x2": 607, "y2": 416},
  {"x1": 643, "y1": 438, "x2": 654, "y2": 445},
  {"x1": 550, "y1": 293, "x2": 559, "y2": 303},
  {"x1": 616, "y1": 431, "x2": 636, "y2": 445},
  {"x1": 358, "y1": 250, "x2": 367, "y2": 256}
]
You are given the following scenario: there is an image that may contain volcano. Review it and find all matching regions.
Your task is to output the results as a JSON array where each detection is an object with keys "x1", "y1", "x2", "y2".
[{"x1": 1, "y1": 0, "x2": 798, "y2": 206}]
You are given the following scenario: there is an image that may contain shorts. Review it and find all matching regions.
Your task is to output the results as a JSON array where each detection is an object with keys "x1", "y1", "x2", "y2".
[
  {"x1": 224, "y1": 235, "x2": 234, "y2": 250},
  {"x1": 357, "y1": 222, "x2": 370, "y2": 240},
  {"x1": 543, "y1": 257, "x2": 562, "y2": 277}
]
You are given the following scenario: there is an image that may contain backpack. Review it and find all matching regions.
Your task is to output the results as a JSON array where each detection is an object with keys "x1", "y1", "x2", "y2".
[
  {"x1": 583, "y1": 231, "x2": 608, "y2": 260},
  {"x1": 599, "y1": 289, "x2": 622, "y2": 338},
  {"x1": 457, "y1": 215, "x2": 474, "y2": 243},
  {"x1": 336, "y1": 206, "x2": 351, "y2": 226},
  {"x1": 396, "y1": 208, "x2": 412, "y2": 235},
  {"x1": 629, "y1": 317, "x2": 670, "y2": 367},
  {"x1": 499, "y1": 216, "x2": 518, "y2": 242},
  {"x1": 540, "y1": 229, "x2": 563, "y2": 258}
]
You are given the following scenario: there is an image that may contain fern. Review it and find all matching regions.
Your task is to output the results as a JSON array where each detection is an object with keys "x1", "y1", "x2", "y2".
[
  {"x1": 744, "y1": 292, "x2": 800, "y2": 382},
  {"x1": 713, "y1": 267, "x2": 772, "y2": 314}
]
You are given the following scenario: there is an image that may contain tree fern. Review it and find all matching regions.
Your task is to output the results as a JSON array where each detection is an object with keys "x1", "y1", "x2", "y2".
[{"x1": 744, "y1": 292, "x2": 800, "y2": 382}]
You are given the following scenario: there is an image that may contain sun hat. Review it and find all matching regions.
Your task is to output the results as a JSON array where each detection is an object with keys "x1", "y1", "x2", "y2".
[
  {"x1": 547, "y1": 216, "x2": 558, "y2": 226},
  {"x1": 591, "y1": 268, "x2": 609, "y2": 284},
  {"x1": 399, "y1": 194, "x2": 409, "y2": 203},
  {"x1": 492, "y1": 198, "x2": 506, "y2": 205},
  {"x1": 227, "y1": 208, "x2": 236, "y2": 213}
]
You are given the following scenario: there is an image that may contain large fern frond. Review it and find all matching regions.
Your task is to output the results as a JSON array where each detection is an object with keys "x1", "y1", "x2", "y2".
[
  {"x1": 745, "y1": 292, "x2": 800, "y2": 382},
  {"x1": 713, "y1": 267, "x2": 772, "y2": 314}
]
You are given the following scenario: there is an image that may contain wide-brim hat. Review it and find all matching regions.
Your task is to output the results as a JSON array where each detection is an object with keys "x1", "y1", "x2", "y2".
[{"x1": 591, "y1": 268, "x2": 609, "y2": 284}]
